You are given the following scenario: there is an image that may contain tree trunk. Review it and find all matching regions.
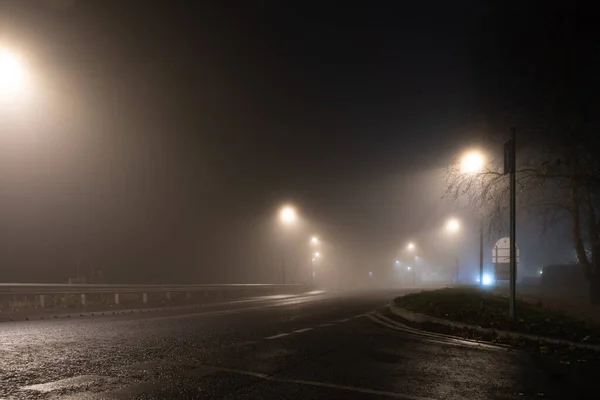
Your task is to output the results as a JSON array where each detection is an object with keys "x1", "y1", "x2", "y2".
[{"x1": 590, "y1": 273, "x2": 600, "y2": 305}]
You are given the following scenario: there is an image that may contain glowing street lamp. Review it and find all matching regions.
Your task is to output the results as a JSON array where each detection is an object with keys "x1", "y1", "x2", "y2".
[
  {"x1": 460, "y1": 150, "x2": 485, "y2": 174},
  {"x1": 0, "y1": 48, "x2": 27, "y2": 95},
  {"x1": 311, "y1": 236, "x2": 319, "y2": 245},
  {"x1": 314, "y1": 252, "x2": 320, "y2": 258},
  {"x1": 279, "y1": 205, "x2": 297, "y2": 224},
  {"x1": 445, "y1": 218, "x2": 460, "y2": 234},
  {"x1": 278, "y1": 204, "x2": 298, "y2": 284},
  {"x1": 407, "y1": 242, "x2": 415, "y2": 251}
]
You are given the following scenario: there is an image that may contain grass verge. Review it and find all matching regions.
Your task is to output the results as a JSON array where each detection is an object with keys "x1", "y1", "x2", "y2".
[{"x1": 393, "y1": 287, "x2": 600, "y2": 345}]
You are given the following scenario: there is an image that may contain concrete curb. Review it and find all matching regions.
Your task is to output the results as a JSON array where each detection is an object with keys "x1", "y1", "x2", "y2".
[{"x1": 389, "y1": 302, "x2": 600, "y2": 351}]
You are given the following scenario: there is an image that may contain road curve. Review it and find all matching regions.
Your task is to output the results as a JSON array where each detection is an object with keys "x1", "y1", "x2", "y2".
[{"x1": 1, "y1": 290, "x2": 597, "y2": 399}]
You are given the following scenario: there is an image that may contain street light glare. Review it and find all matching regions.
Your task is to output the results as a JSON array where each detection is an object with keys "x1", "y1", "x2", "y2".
[
  {"x1": 311, "y1": 236, "x2": 319, "y2": 245},
  {"x1": 314, "y1": 252, "x2": 320, "y2": 258},
  {"x1": 460, "y1": 150, "x2": 485, "y2": 173},
  {"x1": 0, "y1": 48, "x2": 26, "y2": 93},
  {"x1": 279, "y1": 205, "x2": 297, "y2": 224},
  {"x1": 446, "y1": 218, "x2": 460, "y2": 233}
]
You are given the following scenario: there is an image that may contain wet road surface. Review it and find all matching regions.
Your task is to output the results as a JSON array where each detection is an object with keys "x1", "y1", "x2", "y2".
[{"x1": 1, "y1": 290, "x2": 598, "y2": 399}]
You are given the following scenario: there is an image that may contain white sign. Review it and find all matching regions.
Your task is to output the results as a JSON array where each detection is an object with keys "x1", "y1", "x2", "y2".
[{"x1": 492, "y1": 237, "x2": 520, "y2": 264}]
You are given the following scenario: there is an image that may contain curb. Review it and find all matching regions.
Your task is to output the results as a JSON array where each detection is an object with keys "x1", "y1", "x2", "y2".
[{"x1": 389, "y1": 302, "x2": 600, "y2": 351}]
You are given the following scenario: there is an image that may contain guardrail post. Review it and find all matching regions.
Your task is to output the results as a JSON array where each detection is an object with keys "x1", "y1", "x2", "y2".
[
  {"x1": 80, "y1": 294, "x2": 86, "y2": 307},
  {"x1": 166, "y1": 292, "x2": 171, "y2": 301},
  {"x1": 114, "y1": 293, "x2": 120, "y2": 305},
  {"x1": 38, "y1": 294, "x2": 45, "y2": 308},
  {"x1": 142, "y1": 293, "x2": 148, "y2": 304}
]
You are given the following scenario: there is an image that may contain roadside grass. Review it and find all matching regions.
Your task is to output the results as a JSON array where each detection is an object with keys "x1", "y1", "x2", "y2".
[{"x1": 394, "y1": 287, "x2": 600, "y2": 344}]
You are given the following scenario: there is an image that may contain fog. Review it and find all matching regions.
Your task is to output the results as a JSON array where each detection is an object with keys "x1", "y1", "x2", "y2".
[{"x1": 0, "y1": 1, "x2": 582, "y2": 289}]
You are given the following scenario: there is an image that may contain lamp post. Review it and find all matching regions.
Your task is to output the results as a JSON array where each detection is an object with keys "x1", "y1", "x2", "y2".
[
  {"x1": 312, "y1": 252, "x2": 320, "y2": 284},
  {"x1": 278, "y1": 205, "x2": 297, "y2": 284},
  {"x1": 445, "y1": 217, "x2": 461, "y2": 284},
  {"x1": 459, "y1": 149, "x2": 486, "y2": 285}
]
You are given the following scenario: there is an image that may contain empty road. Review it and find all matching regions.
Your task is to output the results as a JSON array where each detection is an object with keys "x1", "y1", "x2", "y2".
[{"x1": 1, "y1": 290, "x2": 598, "y2": 399}]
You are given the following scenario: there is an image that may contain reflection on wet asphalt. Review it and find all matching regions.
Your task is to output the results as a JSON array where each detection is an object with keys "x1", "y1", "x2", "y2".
[{"x1": 1, "y1": 290, "x2": 598, "y2": 399}]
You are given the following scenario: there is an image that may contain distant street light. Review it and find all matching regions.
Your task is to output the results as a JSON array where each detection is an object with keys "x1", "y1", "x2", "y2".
[
  {"x1": 407, "y1": 242, "x2": 415, "y2": 251},
  {"x1": 460, "y1": 150, "x2": 485, "y2": 174},
  {"x1": 314, "y1": 252, "x2": 320, "y2": 258},
  {"x1": 445, "y1": 218, "x2": 460, "y2": 233},
  {"x1": 407, "y1": 266, "x2": 411, "y2": 271},
  {"x1": 278, "y1": 204, "x2": 298, "y2": 284},
  {"x1": 445, "y1": 217, "x2": 461, "y2": 284},
  {"x1": 0, "y1": 48, "x2": 27, "y2": 94},
  {"x1": 395, "y1": 260, "x2": 400, "y2": 265},
  {"x1": 311, "y1": 236, "x2": 319, "y2": 245},
  {"x1": 279, "y1": 205, "x2": 297, "y2": 224}
]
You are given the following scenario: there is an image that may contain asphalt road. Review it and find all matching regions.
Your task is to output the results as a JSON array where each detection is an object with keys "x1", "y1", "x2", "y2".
[{"x1": 1, "y1": 290, "x2": 598, "y2": 399}]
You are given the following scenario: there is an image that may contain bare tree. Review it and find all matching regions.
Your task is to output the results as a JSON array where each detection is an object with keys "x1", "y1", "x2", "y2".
[{"x1": 445, "y1": 136, "x2": 600, "y2": 304}]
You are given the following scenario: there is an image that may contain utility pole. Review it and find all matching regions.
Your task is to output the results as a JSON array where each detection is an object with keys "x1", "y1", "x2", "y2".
[
  {"x1": 281, "y1": 247, "x2": 286, "y2": 284},
  {"x1": 479, "y1": 215, "x2": 484, "y2": 285},
  {"x1": 508, "y1": 127, "x2": 517, "y2": 318}
]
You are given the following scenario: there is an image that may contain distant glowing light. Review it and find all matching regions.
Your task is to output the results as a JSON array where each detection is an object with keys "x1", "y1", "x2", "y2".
[
  {"x1": 279, "y1": 205, "x2": 297, "y2": 224},
  {"x1": 460, "y1": 150, "x2": 485, "y2": 174},
  {"x1": 395, "y1": 260, "x2": 400, "y2": 265},
  {"x1": 314, "y1": 252, "x2": 320, "y2": 258},
  {"x1": 445, "y1": 218, "x2": 460, "y2": 233},
  {"x1": 539, "y1": 270, "x2": 543, "y2": 275},
  {"x1": 369, "y1": 271, "x2": 373, "y2": 277},
  {"x1": 482, "y1": 274, "x2": 493, "y2": 286},
  {"x1": 407, "y1": 242, "x2": 415, "y2": 251},
  {"x1": 0, "y1": 48, "x2": 27, "y2": 93},
  {"x1": 407, "y1": 266, "x2": 411, "y2": 271},
  {"x1": 311, "y1": 236, "x2": 319, "y2": 245}
]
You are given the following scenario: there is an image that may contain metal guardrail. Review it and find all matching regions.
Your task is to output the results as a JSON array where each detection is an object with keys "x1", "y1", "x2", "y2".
[
  {"x1": 0, "y1": 283, "x2": 309, "y2": 295},
  {"x1": 0, "y1": 283, "x2": 314, "y2": 311}
]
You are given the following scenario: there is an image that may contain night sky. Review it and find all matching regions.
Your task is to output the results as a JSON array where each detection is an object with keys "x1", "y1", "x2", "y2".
[{"x1": 0, "y1": 1, "x2": 594, "y2": 283}]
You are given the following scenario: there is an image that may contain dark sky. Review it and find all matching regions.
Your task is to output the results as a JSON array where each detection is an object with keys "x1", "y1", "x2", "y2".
[{"x1": 0, "y1": 0, "x2": 592, "y2": 283}]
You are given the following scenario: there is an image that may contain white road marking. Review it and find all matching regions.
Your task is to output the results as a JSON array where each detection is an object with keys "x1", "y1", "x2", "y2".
[
  {"x1": 337, "y1": 318, "x2": 350, "y2": 322},
  {"x1": 194, "y1": 364, "x2": 437, "y2": 399},
  {"x1": 270, "y1": 377, "x2": 437, "y2": 400},
  {"x1": 317, "y1": 323, "x2": 332, "y2": 328},
  {"x1": 265, "y1": 332, "x2": 290, "y2": 339},
  {"x1": 294, "y1": 328, "x2": 313, "y2": 333},
  {"x1": 21, "y1": 375, "x2": 112, "y2": 393}
]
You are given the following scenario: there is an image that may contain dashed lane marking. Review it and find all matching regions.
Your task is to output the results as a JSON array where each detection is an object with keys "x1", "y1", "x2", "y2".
[
  {"x1": 21, "y1": 375, "x2": 113, "y2": 393},
  {"x1": 268, "y1": 377, "x2": 436, "y2": 400},
  {"x1": 337, "y1": 318, "x2": 350, "y2": 322},
  {"x1": 317, "y1": 323, "x2": 333, "y2": 328},
  {"x1": 294, "y1": 328, "x2": 313, "y2": 333},
  {"x1": 265, "y1": 332, "x2": 290, "y2": 339}
]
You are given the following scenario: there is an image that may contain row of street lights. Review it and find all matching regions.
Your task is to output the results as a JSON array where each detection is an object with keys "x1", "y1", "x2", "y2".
[
  {"x1": 278, "y1": 204, "x2": 323, "y2": 284},
  {"x1": 397, "y1": 149, "x2": 485, "y2": 286}
]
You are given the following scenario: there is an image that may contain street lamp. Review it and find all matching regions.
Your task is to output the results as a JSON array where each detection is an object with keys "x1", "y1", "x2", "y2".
[
  {"x1": 459, "y1": 149, "x2": 487, "y2": 286},
  {"x1": 407, "y1": 242, "x2": 415, "y2": 251},
  {"x1": 314, "y1": 252, "x2": 320, "y2": 258},
  {"x1": 460, "y1": 150, "x2": 485, "y2": 174},
  {"x1": 445, "y1": 218, "x2": 460, "y2": 233},
  {"x1": 0, "y1": 48, "x2": 26, "y2": 94},
  {"x1": 279, "y1": 205, "x2": 297, "y2": 224},
  {"x1": 445, "y1": 217, "x2": 461, "y2": 284},
  {"x1": 311, "y1": 236, "x2": 319, "y2": 245},
  {"x1": 278, "y1": 204, "x2": 298, "y2": 284}
]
